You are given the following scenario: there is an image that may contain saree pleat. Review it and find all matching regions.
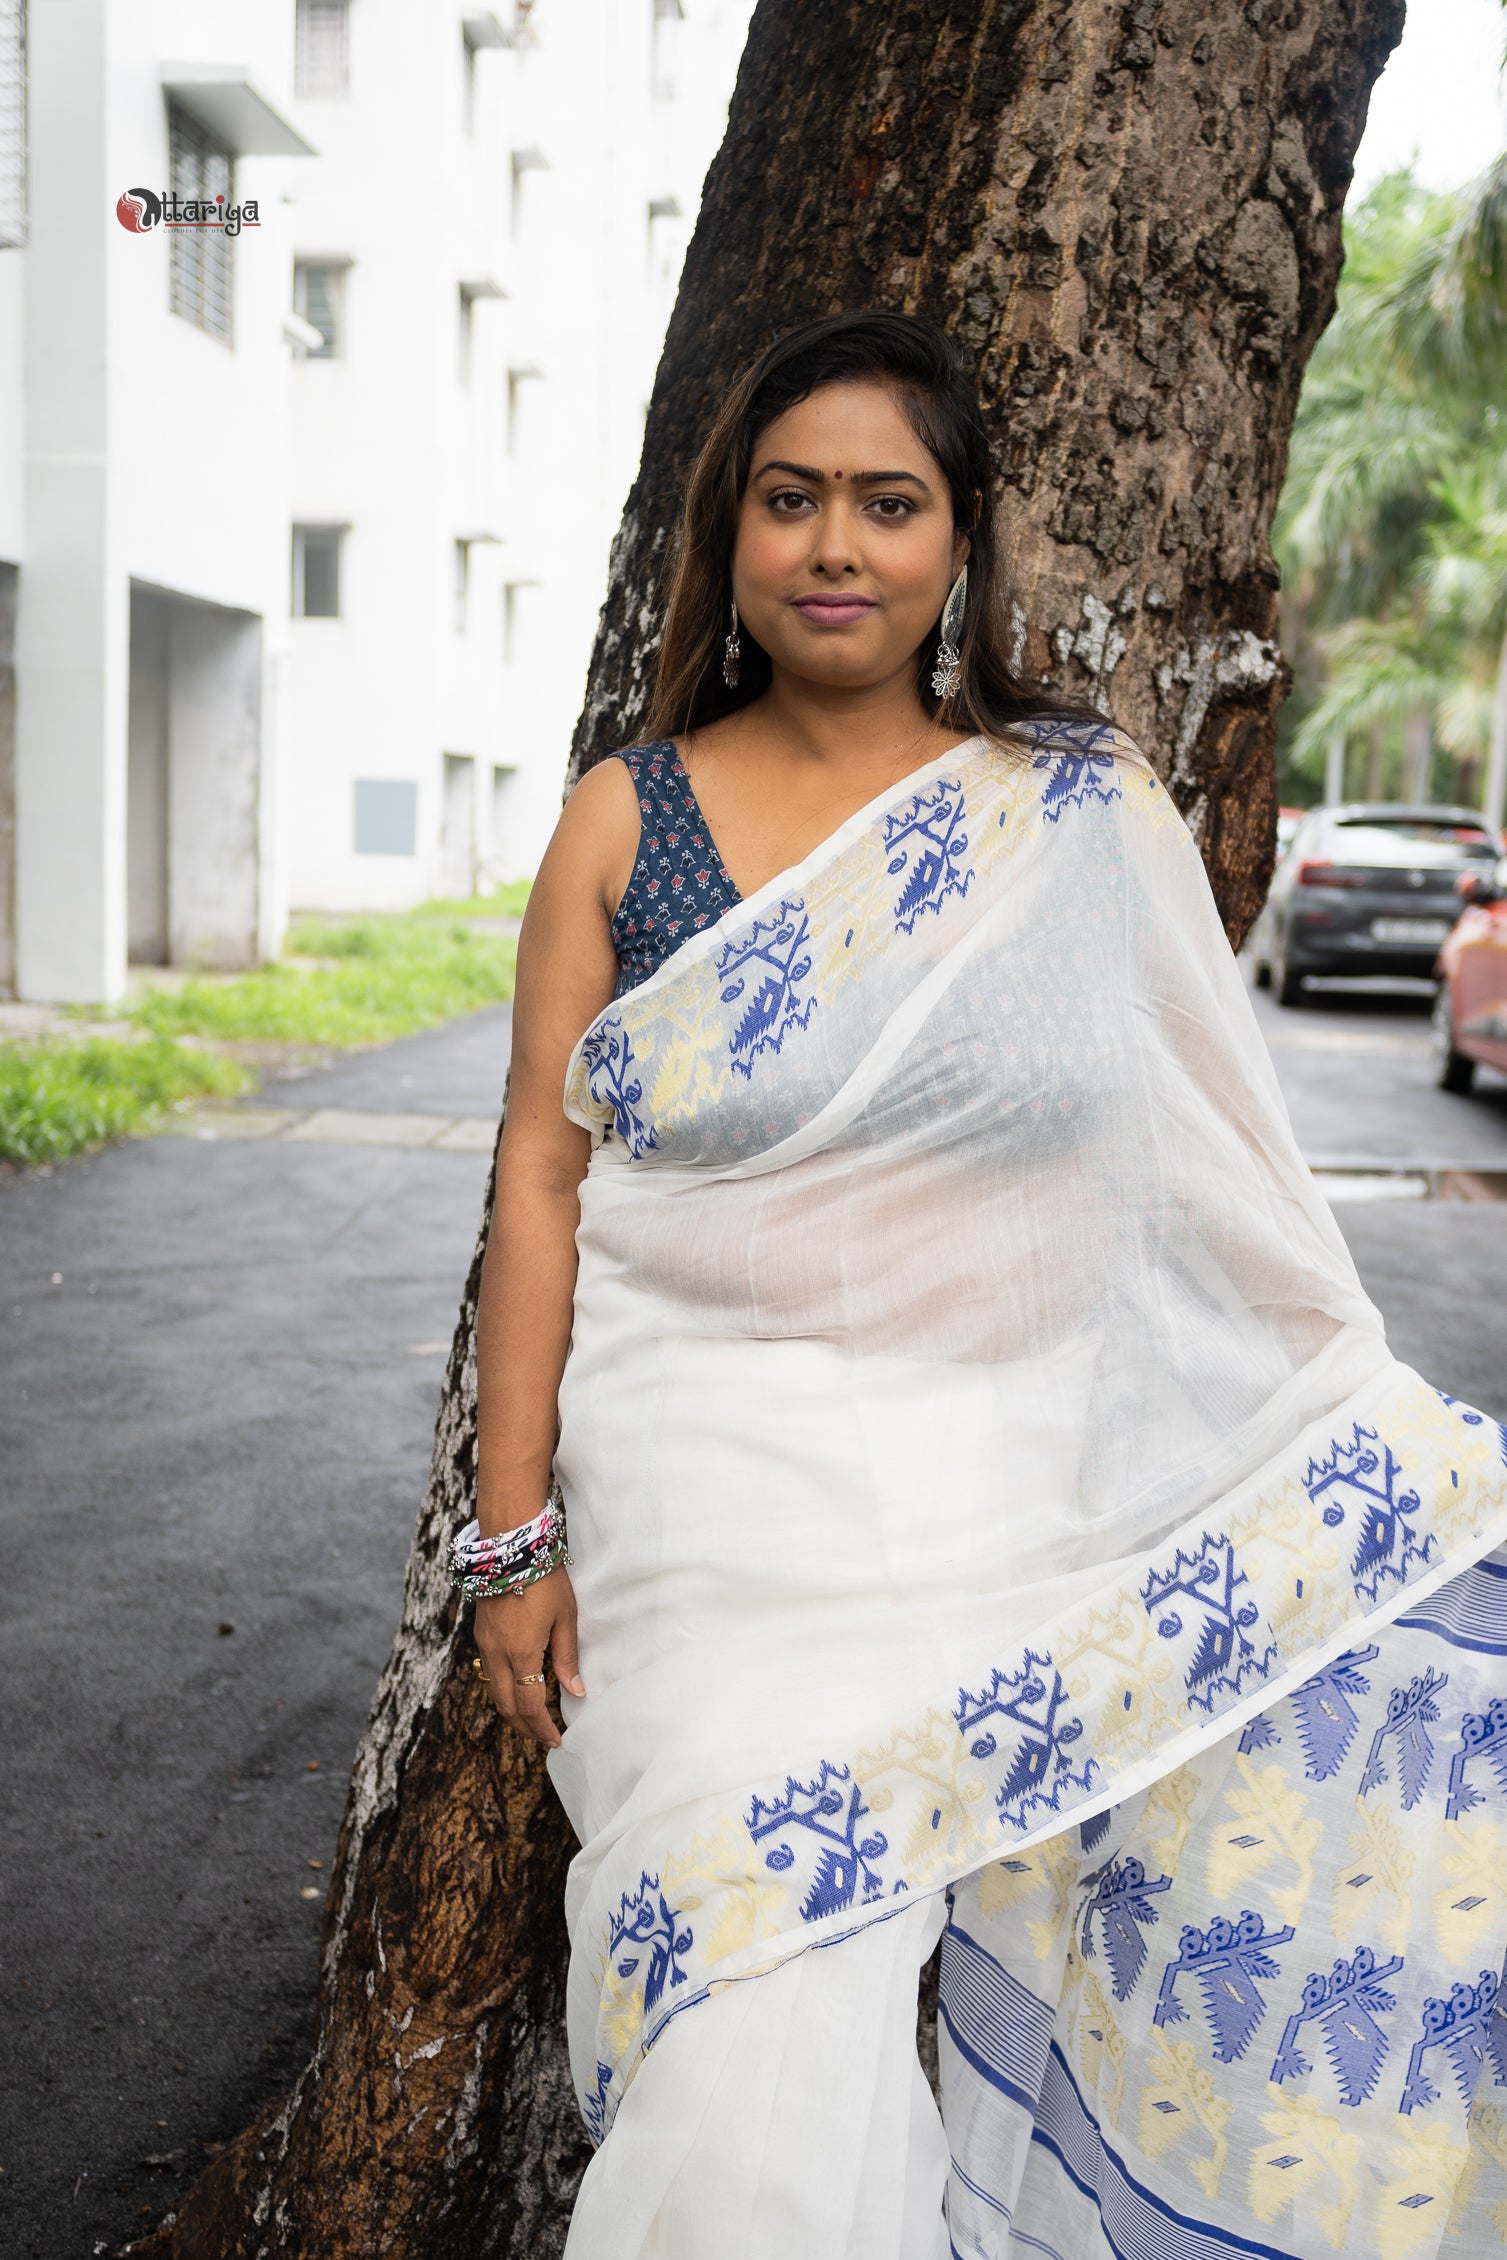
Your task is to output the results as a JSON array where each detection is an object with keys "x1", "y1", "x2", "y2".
[
  {"x1": 564, "y1": 1896, "x2": 951, "y2": 2259},
  {"x1": 546, "y1": 723, "x2": 1507, "y2": 2258}
]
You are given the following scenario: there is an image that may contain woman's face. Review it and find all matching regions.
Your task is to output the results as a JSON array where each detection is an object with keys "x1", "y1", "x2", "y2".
[{"x1": 731, "y1": 379, "x2": 969, "y2": 695}]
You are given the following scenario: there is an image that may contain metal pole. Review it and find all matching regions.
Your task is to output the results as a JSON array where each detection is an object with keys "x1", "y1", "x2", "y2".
[
  {"x1": 1324, "y1": 730, "x2": 1346, "y2": 807},
  {"x1": 1483, "y1": 622, "x2": 1507, "y2": 846}
]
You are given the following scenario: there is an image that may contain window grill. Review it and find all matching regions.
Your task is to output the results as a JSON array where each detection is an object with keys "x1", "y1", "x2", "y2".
[
  {"x1": 0, "y1": 0, "x2": 26, "y2": 250},
  {"x1": 167, "y1": 103, "x2": 233, "y2": 344},
  {"x1": 294, "y1": 260, "x2": 344, "y2": 357},
  {"x1": 296, "y1": 0, "x2": 350, "y2": 99}
]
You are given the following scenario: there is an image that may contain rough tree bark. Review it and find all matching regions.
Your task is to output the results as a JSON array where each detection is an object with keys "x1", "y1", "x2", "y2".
[{"x1": 147, "y1": 3, "x2": 1400, "y2": 2253}]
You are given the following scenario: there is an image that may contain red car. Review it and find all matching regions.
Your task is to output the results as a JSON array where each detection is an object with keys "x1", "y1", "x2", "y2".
[{"x1": 1434, "y1": 858, "x2": 1507, "y2": 1092}]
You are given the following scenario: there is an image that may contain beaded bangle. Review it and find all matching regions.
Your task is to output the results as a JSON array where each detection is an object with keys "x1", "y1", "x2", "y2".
[{"x1": 450, "y1": 1496, "x2": 572, "y2": 1601}]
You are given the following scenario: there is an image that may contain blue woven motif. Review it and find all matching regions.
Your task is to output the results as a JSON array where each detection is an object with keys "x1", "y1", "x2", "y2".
[
  {"x1": 1289, "y1": 1645, "x2": 1379, "y2": 1780},
  {"x1": 1360, "y1": 1667, "x2": 1447, "y2": 1807},
  {"x1": 745, "y1": 1761, "x2": 897, "y2": 1922},
  {"x1": 579, "y1": 1014, "x2": 657, "y2": 1160},
  {"x1": 1270, "y1": 1944, "x2": 1404, "y2": 2105},
  {"x1": 954, "y1": 1653, "x2": 1098, "y2": 1830},
  {"x1": 1399, "y1": 1967, "x2": 1507, "y2": 2113},
  {"x1": 883, "y1": 775, "x2": 973, "y2": 933},
  {"x1": 608, "y1": 1872, "x2": 694, "y2": 2016},
  {"x1": 1445, "y1": 1693, "x2": 1507, "y2": 1821},
  {"x1": 1078, "y1": 1856, "x2": 1172, "y2": 2001},
  {"x1": 716, "y1": 898, "x2": 817, "y2": 1080},
  {"x1": 1304, "y1": 1424, "x2": 1435, "y2": 1603},
  {"x1": 1030, "y1": 718, "x2": 1123, "y2": 823},
  {"x1": 582, "y1": 2059, "x2": 614, "y2": 2148},
  {"x1": 1140, "y1": 1532, "x2": 1275, "y2": 1714},
  {"x1": 1152, "y1": 1910, "x2": 1294, "y2": 2064}
]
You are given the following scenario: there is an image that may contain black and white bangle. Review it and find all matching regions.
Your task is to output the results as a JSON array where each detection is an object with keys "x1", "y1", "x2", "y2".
[{"x1": 450, "y1": 1497, "x2": 571, "y2": 1599}]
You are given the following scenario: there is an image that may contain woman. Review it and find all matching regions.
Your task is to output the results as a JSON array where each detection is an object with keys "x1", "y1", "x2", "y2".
[{"x1": 463, "y1": 313, "x2": 1507, "y2": 2260}]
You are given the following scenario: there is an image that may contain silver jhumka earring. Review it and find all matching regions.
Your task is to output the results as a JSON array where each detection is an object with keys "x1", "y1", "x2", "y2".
[
  {"x1": 723, "y1": 597, "x2": 742, "y2": 689},
  {"x1": 931, "y1": 566, "x2": 968, "y2": 700}
]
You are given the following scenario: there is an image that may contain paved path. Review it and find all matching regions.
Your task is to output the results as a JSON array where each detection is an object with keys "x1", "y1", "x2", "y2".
[{"x1": 2, "y1": 978, "x2": 1506, "y2": 2257}]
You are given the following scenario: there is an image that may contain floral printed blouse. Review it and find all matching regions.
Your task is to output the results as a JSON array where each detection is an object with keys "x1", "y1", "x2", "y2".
[{"x1": 607, "y1": 741, "x2": 743, "y2": 998}]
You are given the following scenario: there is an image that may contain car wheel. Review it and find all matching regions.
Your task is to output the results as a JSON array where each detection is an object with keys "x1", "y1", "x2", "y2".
[
  {"x1": 1432, "y1": 987, "x2": 1476, "y2": 1094},
  {"x1": 1273, "y1": 943, "x2": 1305, "y2": 1008}
]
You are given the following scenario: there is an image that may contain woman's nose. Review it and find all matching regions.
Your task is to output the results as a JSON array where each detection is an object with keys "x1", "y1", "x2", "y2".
[{"x1": 809, "y1": 499, "x2": 862, "y2": 577}]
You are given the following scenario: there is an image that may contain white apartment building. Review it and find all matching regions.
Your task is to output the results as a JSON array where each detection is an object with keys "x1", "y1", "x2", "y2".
[
  {"x1": 0, "y1": 0, "x2": 753, "y2": 1001},
  {"x1": 281, "y1": 0, "x2": 754, "y2": 912}
]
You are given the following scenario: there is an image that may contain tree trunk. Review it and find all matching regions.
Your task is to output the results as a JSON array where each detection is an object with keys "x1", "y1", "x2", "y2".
[
  {"x1": 144, "y1": 3, "x2": 1400, "y2": 2254},
  {"x1": 570, "y1": 0, "x2": 1403, "y2": 942}
]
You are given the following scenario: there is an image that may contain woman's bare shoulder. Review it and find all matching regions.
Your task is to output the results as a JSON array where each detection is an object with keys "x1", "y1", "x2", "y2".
[{"x1": 529, "y1": 752, "x2": 643, "y2": 925}]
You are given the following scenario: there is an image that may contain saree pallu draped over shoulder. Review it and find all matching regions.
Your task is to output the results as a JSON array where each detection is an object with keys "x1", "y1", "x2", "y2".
[{"x1": 545, "y1": 721, "x2": 1507, "y2": 2260}]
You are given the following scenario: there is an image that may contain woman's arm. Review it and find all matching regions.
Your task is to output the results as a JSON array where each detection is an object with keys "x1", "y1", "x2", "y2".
[{"x1": 472, "y1": 758, "x2": 639, "y2": 1748}]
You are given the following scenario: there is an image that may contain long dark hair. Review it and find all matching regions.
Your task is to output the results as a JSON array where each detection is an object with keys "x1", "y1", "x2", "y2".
[{"x1": 646, "y1": 310, "x2": 1106, "y2": 745}]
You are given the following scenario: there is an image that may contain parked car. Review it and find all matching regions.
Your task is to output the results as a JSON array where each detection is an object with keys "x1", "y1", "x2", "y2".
[
  {"x1": 1433, "y1": 856, "x2": 1507, "y2": 1092},
  {"x1": 1249, "y1": 803, "x2": 1501, "y2": 1006}
]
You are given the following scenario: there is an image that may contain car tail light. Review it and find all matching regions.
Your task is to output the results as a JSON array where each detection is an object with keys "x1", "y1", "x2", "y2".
[{"x1": 1295, "y1": 860, "x2": 1366, "y2": 888}]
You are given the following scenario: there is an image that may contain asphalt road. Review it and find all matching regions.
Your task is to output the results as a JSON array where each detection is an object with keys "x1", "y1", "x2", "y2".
[
  {"x1": 1, "y1": 977, "x2": 1505, "y2": 2258},
  {"x1": 1246, "y1": 969, "x2": 1507, "y2": 1166},
  {"x1": 0, "y1": 1008, "x2": 508, "y2": 2260}
]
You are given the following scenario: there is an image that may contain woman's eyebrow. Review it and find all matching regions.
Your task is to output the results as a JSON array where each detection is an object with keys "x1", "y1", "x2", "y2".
[{"x1": 752, "y1": 459, "x2": 932, "y2": 489}]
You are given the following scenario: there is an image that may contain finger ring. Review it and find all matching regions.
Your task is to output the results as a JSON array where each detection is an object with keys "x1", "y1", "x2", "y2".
[{"x1": 513, "y1": 1671, "x2": 546, "y2": 1686}]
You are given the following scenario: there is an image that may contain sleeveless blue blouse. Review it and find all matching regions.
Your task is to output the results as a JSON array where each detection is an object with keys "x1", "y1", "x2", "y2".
[{"x1": 608, "y1": 742, "x2": 743, "y2": 998}]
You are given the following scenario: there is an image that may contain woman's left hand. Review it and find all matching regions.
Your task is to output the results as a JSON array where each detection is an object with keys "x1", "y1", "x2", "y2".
[{"x1": 473, "y1": 1568, "x2": 584, "y2": 1749}]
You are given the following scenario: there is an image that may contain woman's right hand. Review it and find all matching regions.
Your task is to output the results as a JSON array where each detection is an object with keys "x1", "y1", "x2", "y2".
[{"x1": 473, "y1": 1568, "x2": 585, "y2": 1749}]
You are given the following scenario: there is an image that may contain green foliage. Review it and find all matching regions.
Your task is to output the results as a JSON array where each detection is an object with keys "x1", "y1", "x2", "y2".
[
  {"x1": 1274, "y1": 151, "x2": 1507, "y2": 809},
  {"x1": 129, "y1": 907, "x2": 518, "y2": 1047},
  {"x1": 0, "y1": 1037, "x2": 249, "y2": 1165}
]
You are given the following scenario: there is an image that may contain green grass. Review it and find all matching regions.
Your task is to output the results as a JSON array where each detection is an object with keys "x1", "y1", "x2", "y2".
[
  {"x1": 129, "y1": 906, "x2": 518, "y2": 1048},
  {"x1": 0, "y1": 1036, "x2": 250, "y2": 1166},
  {"x1": 423, "y1": 879, "x2": 532, "y2": 918}
]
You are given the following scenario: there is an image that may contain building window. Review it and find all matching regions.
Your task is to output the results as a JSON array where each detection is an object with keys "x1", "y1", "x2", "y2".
[
  {"x1": 354, "y1": 780, "x2": 417, "y2": 857},
  {"x1": 651, "y1": 0, "x2": 683, "y2": 101},
  {"x1": 167, "y1": 104, "x2": 234, "y2": 343},
  {"x1": 509, "y1": 146, "x2": 549, "y2": 239},
  {"x1": 0, "y1": 0, "x2": 25, "y2": 251},
  {"x1": 292, "y1": 525, "x2": 343, "y2": 617},
  {"x1": 489, "y1": 764, "x2": 519, "y2": 879},
  {"x1": 502, "y1": 579, "x2": 539, "y2": 662},
  {"x1": 293, "y1": 259, "x2": 345, "y2": 357},
  {"x1": 296, "y1": 0, "x2": 350, "y2": 99},
  {"x1": 453, "y1": 540, "x2": 471, "y2": 634},
  {"x1": 505, "y1": 365, "x2": 541, "y2": 454}
]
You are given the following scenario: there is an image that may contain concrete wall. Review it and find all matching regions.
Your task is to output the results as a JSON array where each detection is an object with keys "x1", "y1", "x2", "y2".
[
  {"x1": 14, "y1": 0, "x2": 125, "y2": 1002},
  {"x1": 0, "y1": 562, "x2": 15, "y2": 994},
  {"x1": 9, "y1": 0, "x2": 304, "y2": 999}
]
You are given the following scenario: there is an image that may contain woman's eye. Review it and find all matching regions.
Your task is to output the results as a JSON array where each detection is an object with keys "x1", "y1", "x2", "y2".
[
  {"x1": 768, "y1": 488, "x2": 815, "y2": 514},
  {"x1": 869, "y1": 495, "x2": 916, "y2": 520}
]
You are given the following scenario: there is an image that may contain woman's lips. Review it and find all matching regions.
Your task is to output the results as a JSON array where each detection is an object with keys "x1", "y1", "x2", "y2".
[{"x1": 792, "y1": 595, "x2": 877, "y2": 625}]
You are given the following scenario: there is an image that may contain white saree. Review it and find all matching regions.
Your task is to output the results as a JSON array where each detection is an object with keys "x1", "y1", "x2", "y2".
[{"x1": 546, "y1": 720, "x2": 1507, "y2": 2260}]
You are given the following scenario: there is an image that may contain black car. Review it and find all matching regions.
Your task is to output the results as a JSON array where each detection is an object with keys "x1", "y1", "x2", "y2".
[{"x1": 1249, "y1": 802, "x2": 1501, "y2": 1006}]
